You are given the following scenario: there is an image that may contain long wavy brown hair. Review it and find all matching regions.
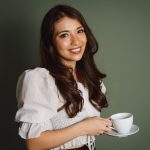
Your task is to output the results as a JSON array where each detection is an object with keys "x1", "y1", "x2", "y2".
[{"x1": 40, "y1": 4, "x2": 108, "y2": 118}]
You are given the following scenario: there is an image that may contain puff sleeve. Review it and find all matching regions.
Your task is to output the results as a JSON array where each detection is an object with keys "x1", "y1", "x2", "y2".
[{"x1": 15, "y1": 68, "x2": 59, "y2": 139}]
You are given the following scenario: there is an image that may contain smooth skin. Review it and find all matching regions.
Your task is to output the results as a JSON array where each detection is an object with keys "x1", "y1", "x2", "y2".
[{"x1": 26, "y1": 17, "x2": 112, "y2": 150}]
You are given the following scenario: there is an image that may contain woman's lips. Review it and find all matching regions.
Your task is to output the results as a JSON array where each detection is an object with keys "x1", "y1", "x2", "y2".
[{"x1": 69, "y1": 47, "x2": 81, "y2": 53}]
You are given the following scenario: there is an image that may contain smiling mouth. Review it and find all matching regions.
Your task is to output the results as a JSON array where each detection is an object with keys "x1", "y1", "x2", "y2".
[{"x1": 69, "y1": 47, "x2": 81, "y2": 53}]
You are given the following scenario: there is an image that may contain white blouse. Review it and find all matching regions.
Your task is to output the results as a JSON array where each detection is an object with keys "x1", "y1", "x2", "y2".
[{"x1": 15, "y1": 67, "x2": 106, "y2": 150}]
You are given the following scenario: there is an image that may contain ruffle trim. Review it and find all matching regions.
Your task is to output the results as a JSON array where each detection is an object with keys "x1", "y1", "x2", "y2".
[
  {"x1": 52, "y1": 135, "x2": 95, "y2": 150},
  {"x1": 18, "y1": 120, "x2": 53, "y2": 139}
]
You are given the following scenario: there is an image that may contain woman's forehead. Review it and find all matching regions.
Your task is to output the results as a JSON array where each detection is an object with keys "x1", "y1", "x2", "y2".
[{"x1": 54, "y1": 17, "x2": 82, "y2": 31}]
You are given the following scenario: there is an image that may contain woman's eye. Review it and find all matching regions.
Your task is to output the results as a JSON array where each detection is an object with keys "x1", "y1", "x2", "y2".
[
  {"x1": 59, "y1": 33, "x2": 69, "y2": 38},
  {"x1": 78, "y1": 29, "x2": 85, "y2": 33}
]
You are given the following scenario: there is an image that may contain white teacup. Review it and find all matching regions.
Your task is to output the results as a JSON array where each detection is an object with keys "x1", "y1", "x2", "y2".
[{"x1": 111, "y1": 113, "x2": 133, "y2": 134}]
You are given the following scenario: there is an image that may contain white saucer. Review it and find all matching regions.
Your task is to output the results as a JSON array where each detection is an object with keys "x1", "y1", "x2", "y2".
[{"x1": 105, "y1": 124, "x2": 139, "y2": 137}]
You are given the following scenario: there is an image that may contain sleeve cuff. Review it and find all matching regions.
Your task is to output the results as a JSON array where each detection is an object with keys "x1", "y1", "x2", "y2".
[{"x1": 18, "y1": 120, "x2": 53, "y2": 139}]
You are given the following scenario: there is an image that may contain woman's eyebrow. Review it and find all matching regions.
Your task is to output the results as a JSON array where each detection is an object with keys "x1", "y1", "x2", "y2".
[
  {"x1": 77, "y1": 26, "x2": 84, "y2": 30},
  {"x1": 55, "y1": 26, "x2": 84, "y2": 36}
]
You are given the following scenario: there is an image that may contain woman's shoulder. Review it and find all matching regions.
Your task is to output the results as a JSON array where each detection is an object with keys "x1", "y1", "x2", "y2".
[
  {"x1": 18, "y1": 67, "x2": 55, "y2": 87},
  {"x1": 23, "y1": 67, "x2": 49, "y2": 77}
]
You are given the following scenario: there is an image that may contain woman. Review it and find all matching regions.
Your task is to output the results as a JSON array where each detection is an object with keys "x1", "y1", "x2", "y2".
[{"x1": 15, "y1": 4, "x2": 112, "y2": 150}]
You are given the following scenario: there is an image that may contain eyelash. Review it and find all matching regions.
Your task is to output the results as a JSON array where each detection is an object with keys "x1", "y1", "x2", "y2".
[
  {"x1": 77, "y1": 29, "x2": 85, "y2": 33},
  {"x1": 60, "y1": 33, "x2": 68, "y2": 38}
]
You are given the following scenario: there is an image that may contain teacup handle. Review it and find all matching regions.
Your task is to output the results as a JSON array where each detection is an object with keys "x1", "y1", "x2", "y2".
[{"x1": 110, "y1": 126, "x2": 117, "y2": 132}]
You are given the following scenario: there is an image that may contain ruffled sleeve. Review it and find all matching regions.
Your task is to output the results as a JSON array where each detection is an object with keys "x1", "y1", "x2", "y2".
[{"x1": 15, "y1": 67, "x2": 59, "y2": 139}]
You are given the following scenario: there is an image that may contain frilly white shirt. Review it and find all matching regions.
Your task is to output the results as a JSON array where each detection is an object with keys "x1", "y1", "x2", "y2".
[{"x1": 15, "y1": 67, "x2": 106, "y2": 150}]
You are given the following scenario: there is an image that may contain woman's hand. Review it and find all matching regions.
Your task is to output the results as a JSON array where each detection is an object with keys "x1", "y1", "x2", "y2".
[{"x1": 80, "y1": 116, "x2": 112, "y2": 136}]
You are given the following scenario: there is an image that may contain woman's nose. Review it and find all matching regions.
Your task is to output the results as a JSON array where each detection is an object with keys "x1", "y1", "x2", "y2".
[{"x1": 70, "y1": 35, "x2": 80, "y2": 46}]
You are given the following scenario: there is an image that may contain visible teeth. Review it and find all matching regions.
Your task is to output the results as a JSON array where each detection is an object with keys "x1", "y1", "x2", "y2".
[{"x1": 70, "y1": 48, "x2": 80, "y2": 52}]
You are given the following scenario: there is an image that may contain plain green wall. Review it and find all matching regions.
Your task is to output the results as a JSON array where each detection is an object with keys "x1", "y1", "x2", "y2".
[{"x1": 1, "y1": 0, "x2": 150, "y2": 149}]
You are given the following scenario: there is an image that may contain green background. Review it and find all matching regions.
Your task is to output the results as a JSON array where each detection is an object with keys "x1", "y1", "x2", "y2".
[{"x1": 1, "y1": 0, "x2": 150, "y2": 149}]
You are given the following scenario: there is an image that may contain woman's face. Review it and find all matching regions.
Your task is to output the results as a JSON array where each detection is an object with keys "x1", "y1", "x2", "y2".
[{"x1": 53, "y1": 17, "x2": 87, "y2": 67}]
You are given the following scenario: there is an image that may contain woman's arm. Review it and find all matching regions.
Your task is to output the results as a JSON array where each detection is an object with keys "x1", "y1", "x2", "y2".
[
  {"x1": 26, "y1": 116, "x2": 112, "y2": 150},
  {"x1": 26, "y1": 121, "x2": 84, "y2": 150}
]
